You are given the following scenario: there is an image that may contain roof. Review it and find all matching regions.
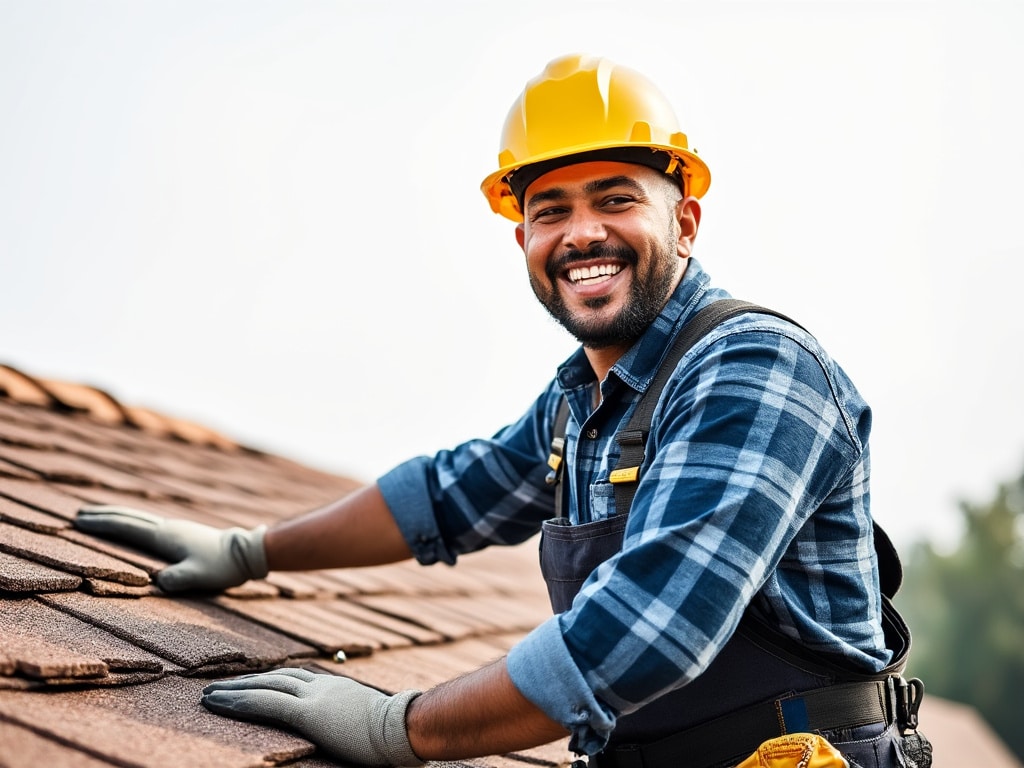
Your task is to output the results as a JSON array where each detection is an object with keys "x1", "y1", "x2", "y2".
[
  {"x1": 0, "y1": 363, "x2": 567, "y2": 767},
  {"x1": 0, "y1": 362, "x2": 1019, "y2": 768}
]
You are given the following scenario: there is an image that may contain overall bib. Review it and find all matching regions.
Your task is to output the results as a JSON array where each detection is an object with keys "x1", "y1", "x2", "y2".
[{"x1": 540, "y1": 515, "x2": 916, "y2": 768}]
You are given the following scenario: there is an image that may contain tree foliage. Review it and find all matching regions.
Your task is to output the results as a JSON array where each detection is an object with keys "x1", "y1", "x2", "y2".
[{"x1": 895, "y1": 465, "x2": 1024, "y2": 760}]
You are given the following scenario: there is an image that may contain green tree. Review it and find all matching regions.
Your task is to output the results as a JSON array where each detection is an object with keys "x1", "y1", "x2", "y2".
[{"x1": 896, "y1": 465, "x2": 1024, "y2": 760}]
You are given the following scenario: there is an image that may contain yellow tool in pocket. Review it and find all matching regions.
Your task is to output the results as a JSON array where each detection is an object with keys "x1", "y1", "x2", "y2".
[{"x1": 735, "y1": 733, "x2": 848, "y2": 768}]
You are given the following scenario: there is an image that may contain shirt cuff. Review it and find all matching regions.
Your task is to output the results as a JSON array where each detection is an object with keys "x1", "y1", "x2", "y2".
[
  {"x1": 377, "y1": 458, "x2": 454, "y2": 565},
  {"x1": 507, "y1": 615, "x2": 617, "y2": 755}
]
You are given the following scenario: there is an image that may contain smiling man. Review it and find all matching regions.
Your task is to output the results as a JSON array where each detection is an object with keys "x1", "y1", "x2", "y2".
[{"x1": 75, "y1": 54, "x2": 929, "y2": 768}]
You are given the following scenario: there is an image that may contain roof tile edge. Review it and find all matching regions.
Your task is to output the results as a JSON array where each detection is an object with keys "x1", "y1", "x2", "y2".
[{"x1": 0, "y1": 363, "x2": 240, "y2": 452}]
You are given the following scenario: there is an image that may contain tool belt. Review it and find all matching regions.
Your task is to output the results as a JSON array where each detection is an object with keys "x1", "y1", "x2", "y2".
[{"x1": 590, "y1": 677, "x2": 922, "y2": 768}]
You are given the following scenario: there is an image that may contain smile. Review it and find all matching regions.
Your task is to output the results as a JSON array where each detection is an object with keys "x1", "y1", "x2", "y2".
[{"x1": 567, "y1": 263, "x2": 623, "y2": 285}]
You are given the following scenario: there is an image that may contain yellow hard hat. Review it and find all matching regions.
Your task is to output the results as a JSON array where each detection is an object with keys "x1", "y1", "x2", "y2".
[{"x1": 481, "y1": 54, "x2": 711, "y2": 222}]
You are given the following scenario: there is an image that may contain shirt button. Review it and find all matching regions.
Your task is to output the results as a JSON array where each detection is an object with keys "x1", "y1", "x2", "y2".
[{"x1": 586, "y1": 428, "x2": 599, "y2": 439}]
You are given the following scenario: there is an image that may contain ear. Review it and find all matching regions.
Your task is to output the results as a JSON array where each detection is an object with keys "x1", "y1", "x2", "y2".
[
  {"x1": 515, "y1": 223, "x2": 526, "y2": 252},
  {"x1": 675, "y1": 196, "x2": 701, "y2": 258}
]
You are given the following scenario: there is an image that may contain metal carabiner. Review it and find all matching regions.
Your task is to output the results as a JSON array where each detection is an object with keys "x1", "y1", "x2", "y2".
[{"x1": 897, "y1": 676, "x2": 925, "y2": 730}]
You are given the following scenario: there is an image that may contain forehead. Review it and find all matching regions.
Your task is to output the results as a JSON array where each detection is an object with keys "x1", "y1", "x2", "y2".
[{"x1": 523, "y1": 160, "x2": 662, "y2": 202}]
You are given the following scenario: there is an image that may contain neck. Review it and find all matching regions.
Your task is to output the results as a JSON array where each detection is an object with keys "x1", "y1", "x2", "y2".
[{"x1": 583, "y1": 343, "x2": 629, "y2": 389}]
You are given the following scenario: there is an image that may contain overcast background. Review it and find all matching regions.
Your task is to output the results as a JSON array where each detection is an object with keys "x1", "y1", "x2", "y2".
[{"x1": 2, "y1": 0, "x2": 1021, "y2": 551}]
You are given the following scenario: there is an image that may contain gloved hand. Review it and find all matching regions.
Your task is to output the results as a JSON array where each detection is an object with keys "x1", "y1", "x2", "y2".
[
  {"x1": 74, "y1": 504, "x2": 268, "y2": 592},
  {"x1": 201, "y1": 667, "x2": 423, "y2": 767}
]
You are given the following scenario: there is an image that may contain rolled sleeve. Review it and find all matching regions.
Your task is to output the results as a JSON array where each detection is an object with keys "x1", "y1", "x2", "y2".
[
  {"x1": 507, "y1": 616, "x2": 617, "y2": 755},
  {"x1": 378, "y1": 457, "x2": 455, "y2": 565}
]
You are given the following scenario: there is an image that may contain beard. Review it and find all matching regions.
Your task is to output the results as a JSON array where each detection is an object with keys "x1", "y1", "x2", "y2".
[{"x1": 530, "y1": 242, "x2": 680, "y2": 349}]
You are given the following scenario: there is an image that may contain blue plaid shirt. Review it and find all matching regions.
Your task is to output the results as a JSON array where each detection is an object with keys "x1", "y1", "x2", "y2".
[{"x1": 378, "y1": 258, "x2": 890, "y2": 753}]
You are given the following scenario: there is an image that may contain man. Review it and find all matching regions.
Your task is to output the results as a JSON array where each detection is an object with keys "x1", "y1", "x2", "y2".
[{"x1": 76, "y1": 54, "x2": 923, "y2": 768}]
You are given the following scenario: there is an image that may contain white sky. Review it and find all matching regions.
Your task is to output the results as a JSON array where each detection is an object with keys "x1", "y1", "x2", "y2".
[{"x1": 2, "y1": 0, "x2": 1022, "y2": 551}]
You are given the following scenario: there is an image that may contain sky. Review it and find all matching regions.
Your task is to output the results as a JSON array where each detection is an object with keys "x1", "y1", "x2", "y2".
[{"x1": 2, "y1": 0, "x2": 1022, "y2": 552}]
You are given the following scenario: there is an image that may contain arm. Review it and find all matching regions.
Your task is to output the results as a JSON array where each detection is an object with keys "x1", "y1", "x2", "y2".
[
  {"x1": 505, "y1": 325, "x2": 876, "y2": 754},
  {"x1": 75, "y1": 386, "x2": 562, "y2": 590},
  {"x1": 264, "y1": 483, "x2": 412, "y2": 570},
  {"x1": 200, "y1": 657, "x2": 568, "y2": 766},
  {"x1": 407, "y1": 657, "x2": 568, "y2": 760},
  {"x1": 562, "y1": 329, "x2": 866, "y2": 691},
  {"x1": 73, "y1": 482, "x2": 413, "y2": 592}
]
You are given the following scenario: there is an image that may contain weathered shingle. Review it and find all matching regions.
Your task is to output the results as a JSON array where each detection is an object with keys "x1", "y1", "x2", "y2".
[
  {"x1": 1, "y1": 597, "x2": 172, "y2": 675},
  {"x1": 0, "y1": 552, "x2": 81, "y2": 592},
  {"x1": 0, "y1": 521, "x2": 150, "y2": 585},
  {"x1": 0, "y1": 676, "x2": 316, "y2": 768}
]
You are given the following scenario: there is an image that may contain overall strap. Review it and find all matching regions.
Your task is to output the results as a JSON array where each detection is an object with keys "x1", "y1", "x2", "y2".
[
  {"x1": 546, "y1": 300, "x2": 799, "y2": 526},
  {"x1": 547, "y1": 397, "x2": 571, "y2": 521},
  {"x1": 610, "y1": 300, "x2": 802, "y2": 517}
]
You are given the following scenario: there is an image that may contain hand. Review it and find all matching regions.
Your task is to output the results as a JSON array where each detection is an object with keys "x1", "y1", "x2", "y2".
[
  {"x1": 74, "y1": 504, "x2": 268, "y2": 592},
  {"x1": 202, "y1": 668, "x2": 423, "y2": 767}
]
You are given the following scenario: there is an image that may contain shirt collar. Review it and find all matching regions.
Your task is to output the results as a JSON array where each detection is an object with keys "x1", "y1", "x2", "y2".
[{"x1": 556, "y1": 258, "x2": 722, "y2": 394}]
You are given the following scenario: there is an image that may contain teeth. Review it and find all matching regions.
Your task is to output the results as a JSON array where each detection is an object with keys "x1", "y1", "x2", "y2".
[{"x1": 568, "y1": 264, "x2": 622, "y2": 283}]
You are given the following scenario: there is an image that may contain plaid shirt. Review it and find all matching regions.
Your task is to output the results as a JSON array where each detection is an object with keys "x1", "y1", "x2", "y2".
[{"x1": 379, "y1": 258, "x2": 890, "y2": 753}]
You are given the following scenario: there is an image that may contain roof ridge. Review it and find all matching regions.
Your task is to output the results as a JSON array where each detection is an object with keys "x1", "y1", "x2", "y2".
[{"x1": 0, "y1": 363, "x2": 240, "y2": 452}]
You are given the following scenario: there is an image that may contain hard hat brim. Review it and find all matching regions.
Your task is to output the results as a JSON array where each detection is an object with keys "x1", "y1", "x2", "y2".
[{"x1": 481, "y1": 142, "x2": 711, "y2": 223}]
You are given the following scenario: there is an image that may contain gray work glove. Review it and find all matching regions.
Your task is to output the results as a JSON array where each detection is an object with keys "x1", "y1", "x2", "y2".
[
  {"x1": 74, "y1": 504, "x2": 268, "y2": 592},
  {"x1": 202, "y1": 667, "x2": 423, "y2": 767}
]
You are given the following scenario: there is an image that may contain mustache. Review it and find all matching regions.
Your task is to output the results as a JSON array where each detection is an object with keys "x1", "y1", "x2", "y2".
[{"x1": 547, "y1": 244, "x2": 638, "y2": 282}]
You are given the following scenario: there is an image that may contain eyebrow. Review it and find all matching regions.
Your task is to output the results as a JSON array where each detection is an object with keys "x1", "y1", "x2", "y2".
[{"x1": 526, "y1": 175, "x2": 646, "y2": 212}]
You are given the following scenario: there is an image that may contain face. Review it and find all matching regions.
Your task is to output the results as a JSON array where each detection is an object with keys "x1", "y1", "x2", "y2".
[{"x1": 515, "y1": 161, "x2": 700, "y2": 351}]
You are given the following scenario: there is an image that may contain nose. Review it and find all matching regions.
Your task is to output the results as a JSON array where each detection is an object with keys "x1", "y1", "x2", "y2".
[{"x1": 560, "y1": 208, "x2": 608, "y2": 253}]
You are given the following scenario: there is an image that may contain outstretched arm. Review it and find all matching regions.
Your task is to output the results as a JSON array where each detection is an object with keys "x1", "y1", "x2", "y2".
[
  {"x1": 200, "y1": 657, "x2": 567, "y2": 765},
  {"x1": 407, "y1": 657, "x2": 567, "y2": 760},
  {"x1": 75, "y1": 482, "x2": 413, "y2": 592},
  {"x1": 264, "y1": 483, "x2": 412, "y2": 570}
]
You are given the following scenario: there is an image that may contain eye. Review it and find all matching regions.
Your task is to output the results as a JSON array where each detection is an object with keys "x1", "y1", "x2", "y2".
[
  {"x1": 530, "y1": 206, "x2": 569, "y2": 223},
  {"x1": 601, "y1": 194, "x2": 635, "y2": 209}
]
